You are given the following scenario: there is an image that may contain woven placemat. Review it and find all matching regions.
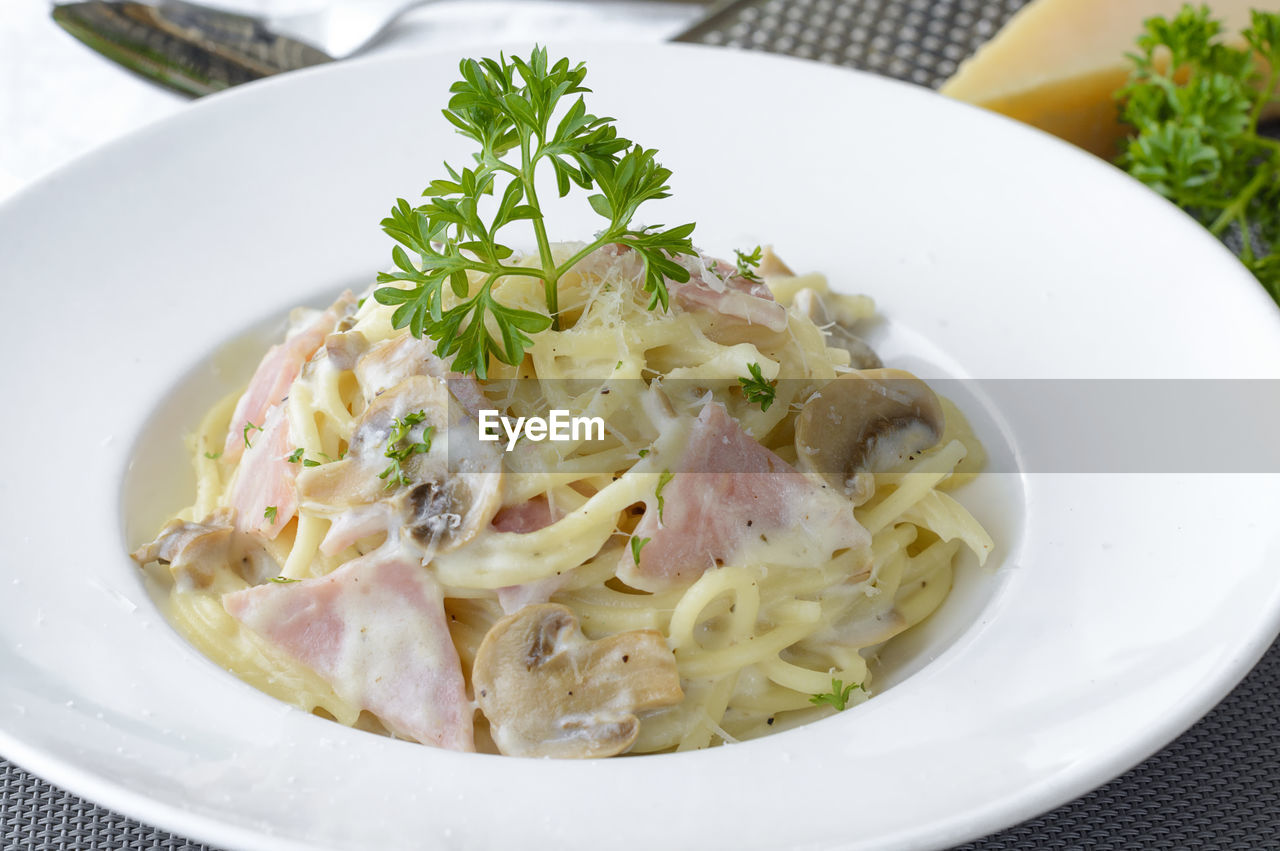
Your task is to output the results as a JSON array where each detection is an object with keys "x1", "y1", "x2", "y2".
[{"x1": 6, "y1": 0, "x2": 1280, "y2": 848}]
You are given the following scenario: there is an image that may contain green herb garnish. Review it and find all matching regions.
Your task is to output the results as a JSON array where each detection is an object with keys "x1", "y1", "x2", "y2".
[
  {"x1": 734, "y1": 245, "x2": 764, "y2": 282},
  {"x1": 738, "y1": 362, "x2": 776, "y2": 412},
  {"x1": 286, "y1": 447, "x2": 324, "y2": 467},
  {"x1": 1118, "y1": 6, "x2": 1280, "y2": 302},
  {"x1": 630, "y1": 535, "x2": 650, "y2": 565},
  {"x1": 269, "y1": 575, "x2": 300, "y2": 584},
  {"x1": 656, "y1": 469, "x2": 674, "y2": 523},
  {"x1": 203, "y1": 450, "x2": 222, "y2": 460},
  {"x1": 809, "y1": 678, "x2": 863, "y2": 712},
  {"x1": 372, "y1": 47, "x2": 697, "y2": 377},
  {"x1": 263, "y1": 505, "x2": 278, "y2": 524},
  {"x1": 379, "y1": 410, "x2": 434, "y2": 489},
  {"x1": 242, "y1": 421, "x2": 262, "y2": 448}
]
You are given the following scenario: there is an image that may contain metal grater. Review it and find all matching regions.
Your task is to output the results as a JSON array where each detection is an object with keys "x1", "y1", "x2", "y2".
[{"x1": 675, "y1": 0, "x2": 1033, "y2": 89}]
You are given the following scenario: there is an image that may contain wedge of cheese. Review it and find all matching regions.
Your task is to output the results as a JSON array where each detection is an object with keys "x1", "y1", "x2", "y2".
[{"x1": 940, "y1": 0, "x2": 1275, "y2": 159}]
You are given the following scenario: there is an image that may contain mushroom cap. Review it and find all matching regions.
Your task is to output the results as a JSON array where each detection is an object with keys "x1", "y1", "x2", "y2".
[
  {"x1": 795, "y1": 368, "x2": 946, "y2": 491},
  {"x1": 131, "y1": 507, "x2": 274, "y2": 589},
  {"x1": 793, "y1": 288, "x2": 883, "y2": 370},
  {"x1": 472, "y1": 603, "x2": 684, "y2": 758},
  {"x1": 323, "y1": 330, "x2": 369, "y2": 372},
  {"x1": 297, "y1": 375, "x2": 502, "y2": 553}
]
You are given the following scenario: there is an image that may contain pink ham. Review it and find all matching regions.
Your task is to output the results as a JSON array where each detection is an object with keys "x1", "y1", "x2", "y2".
[
  {"x1": 580, "y1": 244, "x2": 787, "y2": 331},
  {"x1": 228, "y1": 403, "x2": 296, "y2": 540},
  {"x1": 223, "y1": 291, "x2": 356, "y2": 463},
  {"x1": 491, "y1": 496, "x2": 557, "y2": 534},
  {"x1": 495, "y1": 575, "x2": 567, "y2": 615},
  {"x1": 491, "y1": 497, "x2": 566, "y2": 613},
  {"x1": 223, "y1": 547, "x2": 474, "y2": 751},
  {"x1": 671, "y1": 256, "x2": 788, "y2": 331},
  {"x1": 619, "y1": 403, "x2": 868, "y2": 591}
]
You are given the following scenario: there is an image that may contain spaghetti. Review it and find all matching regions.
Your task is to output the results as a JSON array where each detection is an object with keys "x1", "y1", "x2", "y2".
[{"x1": 133, "y1": 242, "x2": 993, "y2": 756}]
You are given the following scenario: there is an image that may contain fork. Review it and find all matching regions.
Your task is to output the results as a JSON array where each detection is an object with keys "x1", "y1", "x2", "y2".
[
  {"x1": 52, "y1": 0, "x2": 712, "y2": 98},
  {"x1": 51, "y1": 0, "x2": 440, "y2": 97}
]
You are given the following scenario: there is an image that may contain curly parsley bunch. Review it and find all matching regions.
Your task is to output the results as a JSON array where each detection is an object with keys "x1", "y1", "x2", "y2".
[
  {"x1": 373, "y1": 48, "x2": 697, "y2": 377},
  {"x1": 1118, "y1": 6, "x2": 1280, "y2": 303}
]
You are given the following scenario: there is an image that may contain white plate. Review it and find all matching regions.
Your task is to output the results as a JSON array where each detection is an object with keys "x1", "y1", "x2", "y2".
[{"x1": 2, "y1": 42, "x2": 1279, "y2": 851}]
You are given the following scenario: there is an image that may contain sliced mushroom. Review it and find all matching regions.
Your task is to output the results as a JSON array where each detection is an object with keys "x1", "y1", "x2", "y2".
[
  {"x1": 131, "y1": 507, "x2": 275, "y2": 589},
  {"x1": 297, "y1": 375, "x2": 502, "y2": 554},
  {"x1": 324, "y1": 330, "x2": 368, "y2": 371},
  {"x1": 473, "y1": 603, "x2": 684, "y2": 758},
  {"x1": 793, "y1": 288, "x2": 883, "y2": 369},
  {"x1": 795, "y1": 369, "x2": 945, "y2": 497},
  {"x1": 354, "y1": 334, "x2": 448, "y2": 401},
  {"x1": 355, "y1": 332, "x2": 490, "y2": 417}
]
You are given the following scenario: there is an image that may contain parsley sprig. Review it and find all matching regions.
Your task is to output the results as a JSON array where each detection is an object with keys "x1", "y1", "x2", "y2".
[
  {"x1": 373, "y1": 48, "x2": 697, "y2": 377},
  {"x1": 738, "y1": 362, "x2": 776, "y2": 412},
  {"x1": 379, "y1": 410, "x2": 434, "y2": 489},
  {"x1": 1118, "y1": 6, "x2": 1280, "y2": 302},
  {"x1": 809, "y1": 678, "x2": 864, "y2": 712}
]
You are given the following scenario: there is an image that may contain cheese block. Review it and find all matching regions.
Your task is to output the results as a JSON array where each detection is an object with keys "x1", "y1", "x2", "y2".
[{"x1": 940, "y1": 0, "x2": 1277, "y2": 158}]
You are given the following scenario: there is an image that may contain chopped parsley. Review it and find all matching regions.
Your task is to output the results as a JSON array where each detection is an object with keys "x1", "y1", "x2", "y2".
[
  {"x1": 656, "y1": 469, "x2": 674, "y2": 523},
  {"x1": 630, "y1": 535, "x2": 650, "y2": 565},
  {"x1": 734, "y1": 245, "x2": 764, "y2": 282},
  {"x1": 379, "y1": 410, "x2": 434, "y2": 489},
  {"x1": 809, "y1": 678, "x2": 864, "y2": 712},
  {"x1": 242, "y1": 421, "x2": 262, "y2": 448},
  {"x1": 285, "y1": 447, "x2": 323, "y2": 467},
  {"x1": 738, "y1": 362, "x2": 776, "y2": 412}
]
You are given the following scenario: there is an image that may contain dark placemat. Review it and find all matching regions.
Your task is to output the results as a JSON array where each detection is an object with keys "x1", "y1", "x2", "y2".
[{"x1": 7, "y1": 0, "x2": 1280, "y2": 848}]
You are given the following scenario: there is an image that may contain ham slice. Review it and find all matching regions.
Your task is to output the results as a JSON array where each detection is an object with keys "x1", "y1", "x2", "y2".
[
  {"x1": 223, "y1": 547, "x2": 474, "y2": 751},
  {"x1": 619, "y1": 403, "x2": 869, "y2": 591},
  {"x1": 223, "y1": 291, "x2": 356, "y2": 463},
  {"x1": 577, "y1": 244, "x2": 788, "y2": 331},
  {"x1": 492, "y1": 497, "x2": 567, "y2": 613},
  {"x1": 491, "y1": 496, "x2": 557, "y2": 534},
  {"x1": 672, "y1": 256, "x2": 788, "y2": 331},
  {"x1": 228, "y1": 403, "x2": 296, "y2": 540}
]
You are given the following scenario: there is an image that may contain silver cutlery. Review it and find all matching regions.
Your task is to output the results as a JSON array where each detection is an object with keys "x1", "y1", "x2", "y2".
[{"x1": 52, "y1": 0, "x2": 713, "y2": 97}]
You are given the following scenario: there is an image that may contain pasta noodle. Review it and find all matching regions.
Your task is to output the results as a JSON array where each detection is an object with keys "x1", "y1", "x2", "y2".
[{"x1": 133, "y1": 242, "x2": 994, "y2": 756}]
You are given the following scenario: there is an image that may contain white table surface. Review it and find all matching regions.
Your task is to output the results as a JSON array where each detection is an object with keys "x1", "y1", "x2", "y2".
[{"x1": 0, "y1": 0, "x2": 704, "y2": 202}]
